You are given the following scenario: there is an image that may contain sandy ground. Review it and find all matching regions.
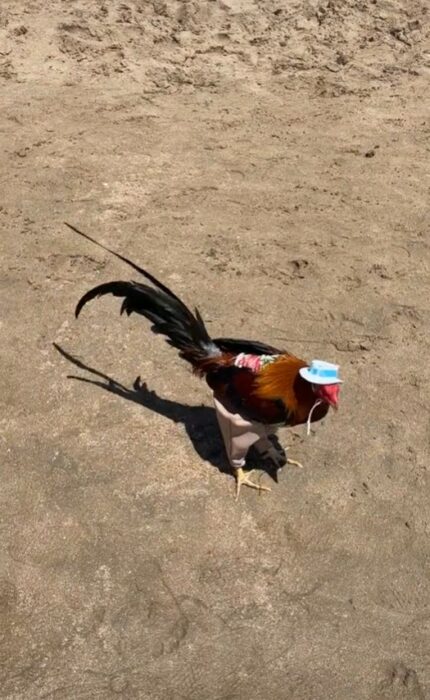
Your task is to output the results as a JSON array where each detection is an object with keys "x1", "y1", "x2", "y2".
[{"x1": 1, "y1": 1, "x2": 430, "y2": 698}]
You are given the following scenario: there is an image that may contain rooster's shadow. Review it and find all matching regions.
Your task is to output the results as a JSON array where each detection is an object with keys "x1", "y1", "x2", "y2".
[{"x1": 53, "y1": 344, "x2": 281, "y2": 480}]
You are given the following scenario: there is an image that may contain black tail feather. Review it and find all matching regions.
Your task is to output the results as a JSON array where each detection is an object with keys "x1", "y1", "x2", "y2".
[
  {"x1": 67, "y1": 223, "x2": 282, "y2": 367},
  {"x1": 213, "y1": 337, "x2": 284, "y2": 356},
  {"x1": 75, "y1": 278, "x2": 218, "y2": 365},
  {"x1": 75, "y1": 281, "x2": 135, "y2": 318},
  {"x1": 65, "y1": 222, "x2": 185, "y2": 306},
  {"x1": 67, "y1": 222, "x2": 220, "y2": 365}
]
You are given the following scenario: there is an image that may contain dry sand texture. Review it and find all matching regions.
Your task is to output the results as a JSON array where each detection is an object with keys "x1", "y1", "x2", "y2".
[{"x1": 1, "y1": 1, "x2": 430, "y2": 698}]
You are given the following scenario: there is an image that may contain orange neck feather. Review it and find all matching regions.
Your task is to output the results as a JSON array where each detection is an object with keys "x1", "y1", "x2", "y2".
[{"x1": 253, "y1": 355, "x2": 309, "y2": 415}]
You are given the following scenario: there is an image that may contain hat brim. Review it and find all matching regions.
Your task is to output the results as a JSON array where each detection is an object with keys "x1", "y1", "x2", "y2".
[{"x1": 299, "y1": 367, "x2": 343, "y2": 385}]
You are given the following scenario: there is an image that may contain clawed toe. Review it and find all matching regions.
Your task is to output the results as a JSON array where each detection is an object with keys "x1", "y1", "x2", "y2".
[
  {"x1": 287, "y1": 458, "x2": 304, "y2": 469},
  {"x1": 234, "y1": 467, "x2": 271, "y2": 501}
]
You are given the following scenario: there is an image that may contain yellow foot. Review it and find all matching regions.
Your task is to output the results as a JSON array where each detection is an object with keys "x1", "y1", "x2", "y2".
[
  {"x1": 234, "y1": 467, "x2": 271, "y2": 501},
  {"x1": 287, "y1": 458, "x2": 304, "y2": 469}
]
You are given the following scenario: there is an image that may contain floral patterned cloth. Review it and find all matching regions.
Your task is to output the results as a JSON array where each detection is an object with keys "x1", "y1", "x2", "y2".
[{"x1": 234, "y1": 352, "x2": 278, "y2": 373}]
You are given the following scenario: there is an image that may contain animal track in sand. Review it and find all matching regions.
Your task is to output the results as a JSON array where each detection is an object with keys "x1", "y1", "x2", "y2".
[{"x1": 373, "y1": 662, "x2": 425, "y2": 700}]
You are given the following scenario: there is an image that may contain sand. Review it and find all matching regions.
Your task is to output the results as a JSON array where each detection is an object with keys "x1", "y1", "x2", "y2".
[{"x1": 1, "y1": 1, "x2": 430, "y2": 698}]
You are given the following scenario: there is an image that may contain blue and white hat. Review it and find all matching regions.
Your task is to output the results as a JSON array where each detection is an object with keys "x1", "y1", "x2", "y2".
[{"x1": 299, "y1": 360, "x2": 342, "y2": 385}]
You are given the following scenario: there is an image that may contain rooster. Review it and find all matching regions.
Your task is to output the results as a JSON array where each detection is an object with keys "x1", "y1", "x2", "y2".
[{"x1": 67, "y1": 223, "x2": 342, "y2": 498}]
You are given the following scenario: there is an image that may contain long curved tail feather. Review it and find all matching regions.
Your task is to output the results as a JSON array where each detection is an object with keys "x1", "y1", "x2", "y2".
[
  {"x1": 65, "y1": 222, "x2": 187, "y2": 305},
  {"x1": 67, "y1": 221, "x2": 221, "y2": 367},
  {"x1": 75, "y1": 277, "x2": 221, "y2": 365},
  {"x1": 67, "y1": 222, "x2": 285, "y2": 370}
]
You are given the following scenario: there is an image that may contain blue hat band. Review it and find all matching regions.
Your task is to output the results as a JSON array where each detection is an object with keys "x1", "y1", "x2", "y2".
[{"x1": 309, "y1": 367, "x2": 338, "y2": 379}]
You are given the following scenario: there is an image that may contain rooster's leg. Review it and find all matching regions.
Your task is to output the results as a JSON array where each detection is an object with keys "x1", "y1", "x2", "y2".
[
  {"x1": 213, "y1": 397, "x2": 272, "y2": 499},
  {"x1": 255, "y1": 439, "x2": 285, "y2": 469},
  {"x1": 255, "y1": 433, "x2": 304, "y2": 470},
  {"x1": 254, "y1": 428, "x2": 303, "y2": 469},
  {"x1": 234, "y1": 467, "x2": 271, "y2": 501}
]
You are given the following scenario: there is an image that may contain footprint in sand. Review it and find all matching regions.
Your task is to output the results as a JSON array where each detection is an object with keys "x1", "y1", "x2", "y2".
[{"x1": 373, "y1": 662, "x2": 424, "y2": 700}]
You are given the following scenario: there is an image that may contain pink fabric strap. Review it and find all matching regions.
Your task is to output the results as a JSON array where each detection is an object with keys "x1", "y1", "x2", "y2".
[{"x1": 213, "y1": 396, "x2": 280, "y2": 469}]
